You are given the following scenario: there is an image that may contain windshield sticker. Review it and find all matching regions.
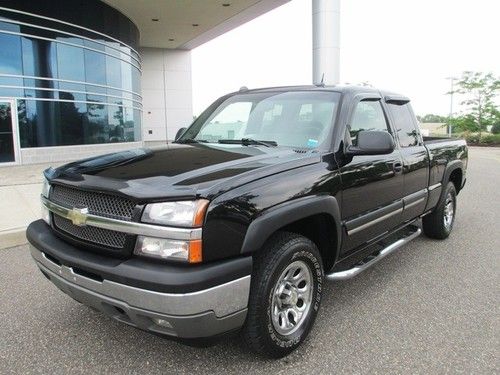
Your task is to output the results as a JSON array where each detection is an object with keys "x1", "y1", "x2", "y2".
[{"x1": 307, "y1": 139, "x2": 319, "y2": 148}]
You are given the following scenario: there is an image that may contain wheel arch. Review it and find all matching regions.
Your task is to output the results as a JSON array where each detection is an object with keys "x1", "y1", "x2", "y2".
[
  {"x1": 442, "y1": 160, "x2": 464, "y2": 195},
  {"x1": 241, "y1": 195, "x2": 342, "y2": 271}
]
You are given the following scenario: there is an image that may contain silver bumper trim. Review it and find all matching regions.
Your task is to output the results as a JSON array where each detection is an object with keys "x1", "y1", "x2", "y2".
[
  {"x1": 30, "y1": 245, "x2": 250, "y2": 318},
  {"x1": 41, "y1": 195, "x2": 202, "y2": 240}
]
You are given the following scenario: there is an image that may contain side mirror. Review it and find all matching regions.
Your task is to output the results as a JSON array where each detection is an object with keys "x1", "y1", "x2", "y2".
[
  {"x1": 175, "y1": 127, "x2": 187, "y2": 141},
  {"x1": 347, "y1": 130, "x2": 395, "y2": 156}
]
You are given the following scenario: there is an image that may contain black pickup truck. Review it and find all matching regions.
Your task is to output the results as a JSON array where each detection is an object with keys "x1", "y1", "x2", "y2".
[{"x1": 27, "y1": 85, "x2": 467, "y2": 357}]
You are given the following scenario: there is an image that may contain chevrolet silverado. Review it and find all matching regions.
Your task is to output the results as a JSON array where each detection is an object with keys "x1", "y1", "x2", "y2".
[{"x1": 27, "y1": 85, "x2": 467, "y2": 357}]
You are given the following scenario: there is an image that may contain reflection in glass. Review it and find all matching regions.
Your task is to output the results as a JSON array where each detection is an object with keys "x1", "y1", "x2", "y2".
[
  {"x1": 59, "y1": 94, "x2": 87, "y2": 145},
  {"x1": 0, "y1": 7, "x2": 142, "y2": 150},
  {"x1": 85, "y1": 49, "x2": 106, "y2": 85},
  {"x1": 132, "y1": 68, "x2": 141, "y2": 94},
  {"x1": 0, "y1": 102, "x2": 15, "y2": 162},
  {"x1": 133, "y1": 109, "x2": 142, "y2": 141},
  {"x1": 0, "y1": 75, "x2": 23, "y2": 98},
  {"x1": 120, "y1": 60, "x2": 133, "y2": 92},
  {"x1": 18, "y1": 99, "x2": 140, "y2": 147},
  {"x1": 106, "y1": 55, "x2": 121, "y2": 88},
  {"x1": 58, "y1": 82, "x2": 86, "y2": 94},
  {"x1": 388, "y1": 104, "x2": 419, "y2": 147},
  {"x1": 0, "y1": 33, "x2": 22, "y2": 74},
  {"x1": 84, "y1": 39, "x2": 105, "y2": 53},
  {"x1": 0, "y1": 21, "x2": 20, "y2": 32},
  {"x1": 20, "y1": 38, "x2": 58, "y2": 81},
  {"x1": 349, "y1": 101, "x2": 389, "y2": 145},
  {"x1": 57, "y1": 43, "x2": 85, "y2": 81},
  {"x1": 188, "y1": 92, "x2": 339, "y2": 149}
]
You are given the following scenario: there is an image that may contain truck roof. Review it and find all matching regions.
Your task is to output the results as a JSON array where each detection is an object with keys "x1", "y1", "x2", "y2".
[{"x1": 236, "y1": 84, "x2": 406, "y2": 100}]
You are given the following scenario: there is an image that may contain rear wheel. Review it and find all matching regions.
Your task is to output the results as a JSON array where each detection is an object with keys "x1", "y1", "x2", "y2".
[
  {"x1": 423, "y1": 182, "x2": 457, "y2": 239},
  {"x1": 243, "y1": 232, "x2": 323, "y2": 358}
]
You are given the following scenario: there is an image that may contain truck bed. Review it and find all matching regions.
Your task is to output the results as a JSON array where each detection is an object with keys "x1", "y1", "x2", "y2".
[
  {"x1": 423, "y1": 136, "x2": 455, "y2": 144},
  {"x1": 422, "y1": 137, "x2": 467, "y2": 189}
]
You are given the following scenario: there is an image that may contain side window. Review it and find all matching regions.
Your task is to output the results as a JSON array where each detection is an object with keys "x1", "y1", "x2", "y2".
[
  {"x1": 349, "y1": 100, "x2": 389, "y2": 145},
  {"x1": 388, "y1": 104, "x2": 419, "y2": 147}
]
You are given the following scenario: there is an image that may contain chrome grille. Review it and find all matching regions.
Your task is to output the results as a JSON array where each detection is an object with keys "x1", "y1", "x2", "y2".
[
  {"x1": 51, "y1": 185, "x2": 135, "y2": 221},
  {"x1": 50, "y1": 185, "x2": 136, "y2": 252},
  {"x1": 53, "y1": 215, "x2": 127, "y2": 249}
]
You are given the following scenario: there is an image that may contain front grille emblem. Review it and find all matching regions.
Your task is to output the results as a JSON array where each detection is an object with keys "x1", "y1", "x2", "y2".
[{"x1": 67, "y1": 207, "x2": 89, "y2": 227}]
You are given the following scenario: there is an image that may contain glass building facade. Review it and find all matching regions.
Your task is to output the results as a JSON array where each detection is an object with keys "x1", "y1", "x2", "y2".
[{"x1": 0, "y1": 0, "x2": 142, "y2": 154}]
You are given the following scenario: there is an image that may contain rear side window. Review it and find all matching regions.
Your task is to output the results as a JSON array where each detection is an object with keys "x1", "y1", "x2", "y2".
[
  {"x1": 349, "y1": 100, "x2": 389, "y2": 145},
  {"x1": 388, "y1": 104, "x2": 419, "y2": 147}
]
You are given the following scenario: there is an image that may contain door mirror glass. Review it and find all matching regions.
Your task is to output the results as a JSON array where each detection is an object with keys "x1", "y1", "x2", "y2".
[
  {"x1": 347, "y1": 130, "x2": 395, "y2": 155},
  {"x1": 175, "y1": 127, "x2": 187, "y2": 141}
]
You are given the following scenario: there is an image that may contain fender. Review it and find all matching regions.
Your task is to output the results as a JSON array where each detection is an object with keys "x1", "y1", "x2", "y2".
[
  {"x1": 240, "y1": 195, "x2": 342, "y2": 260},
  {"x1": 442, "y1": 159, "x2": 464, "y2": 194},
  {"x1": 433, "y1": 160, "x2": 464, "y2": 209}
]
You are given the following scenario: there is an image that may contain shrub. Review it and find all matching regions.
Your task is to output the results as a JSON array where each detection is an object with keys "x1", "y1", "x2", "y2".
[
  {"x1": 491, "y1": 123, "x2": 500, "y2": 134},
  {"x1": 458, "y1": 132, "x2": 500, "y2": 145},
  {"x1": 464, "y1": 132, "x2": 480, "y2": 144},
  {"x1": 480, "y1": 133, "x2": 500, "y2": 145}
]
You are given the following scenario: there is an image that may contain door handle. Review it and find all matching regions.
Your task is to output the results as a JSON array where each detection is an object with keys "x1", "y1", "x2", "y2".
[{"x1": 393, "y1": 162, "x2": 403, "y2": 174}]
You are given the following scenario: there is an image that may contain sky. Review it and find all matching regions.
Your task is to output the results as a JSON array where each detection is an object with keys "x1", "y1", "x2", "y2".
[{"x1": 192, "y1": 0, "x2": 499, "y2": 117}]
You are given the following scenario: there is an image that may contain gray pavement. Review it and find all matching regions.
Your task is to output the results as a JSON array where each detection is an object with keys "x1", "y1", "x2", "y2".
[
  {"x1": 0, "y1": 147, "x2": 499, "y2": 374},
  {"x1": 0, "y1": 162, "x2": 58, "y2": 249}
]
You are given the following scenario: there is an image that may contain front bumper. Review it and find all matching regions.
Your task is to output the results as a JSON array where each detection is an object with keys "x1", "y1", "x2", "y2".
[{"x1": 28, "y1": 221, "x2": 252, "y2": 339}]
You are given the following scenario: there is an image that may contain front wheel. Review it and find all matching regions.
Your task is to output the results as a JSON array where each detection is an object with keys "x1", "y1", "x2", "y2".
[
  {"x1": 243, "y1": 232, "x2": 323, "y2": 358},
  {"x1": 423, "y1": 182, "x2": 457, "y2": 239}
]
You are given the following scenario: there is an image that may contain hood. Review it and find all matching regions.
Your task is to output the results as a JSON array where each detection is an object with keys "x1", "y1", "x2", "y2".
[{"x1": 46, "y1": 143, "x2": 320, "y2": 201}]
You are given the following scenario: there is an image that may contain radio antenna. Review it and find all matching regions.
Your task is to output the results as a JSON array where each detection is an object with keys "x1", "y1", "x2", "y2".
[{"x1": 316, "y1": 73, "x2": 325, "y2": 87}]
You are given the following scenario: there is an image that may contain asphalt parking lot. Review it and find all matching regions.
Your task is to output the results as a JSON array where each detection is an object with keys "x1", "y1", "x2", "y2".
[{"x1": 0, "y1": 147, "x2": 498, "y2": 374}]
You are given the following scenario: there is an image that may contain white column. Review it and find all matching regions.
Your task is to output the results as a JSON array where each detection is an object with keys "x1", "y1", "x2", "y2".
[
  {"x1": 312, "y1": 0, "x2": 340, "y2": 85},
  {"x1": 140, "y1": 48, "x2": 193, "y2": 142}
]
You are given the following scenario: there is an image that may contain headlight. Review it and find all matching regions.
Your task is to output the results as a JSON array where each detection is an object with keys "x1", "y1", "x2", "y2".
[
  {"x1": 137, "y1": 200, "x2": 208, "y2": 263},
  {"x1": 41, "y1": 177, "x2": 51, "y2": 198},
  {"x1": 142, "y1": 200, "x2": 209, "y2": 227},
  {"x1": 41, "y1": 178, "x2": 51, "y2": 225},
  {"x1": 134, "y1": 236, "x2": 202, "y2": 263}
]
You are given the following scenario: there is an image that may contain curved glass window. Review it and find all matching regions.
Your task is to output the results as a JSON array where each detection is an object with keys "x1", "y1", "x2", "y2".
[
  {"x1": 0, "y1": 2, "x2": 141, "y2": 148},
  {"x1": 84, "y1": 50, "x2": 106, "y2": 86},
  {"x1": 0, "y1": 33, "x2": 22, "y2": 74}
]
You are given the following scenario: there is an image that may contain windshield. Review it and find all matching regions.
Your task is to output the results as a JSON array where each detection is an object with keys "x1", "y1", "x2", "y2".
[{"x1": 179, "y1": 91, "x2": 341, "y2": 149}]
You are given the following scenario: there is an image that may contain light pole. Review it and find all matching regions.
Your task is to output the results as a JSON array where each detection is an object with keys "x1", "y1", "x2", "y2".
[{"x1": 446, "y1": 76, "x2": 458, "y2": 137}]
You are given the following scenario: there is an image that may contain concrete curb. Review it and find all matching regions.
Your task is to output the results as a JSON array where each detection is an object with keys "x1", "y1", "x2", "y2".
[{"x1": 0, "y1": 227, "x2": 27, "y2": 249}]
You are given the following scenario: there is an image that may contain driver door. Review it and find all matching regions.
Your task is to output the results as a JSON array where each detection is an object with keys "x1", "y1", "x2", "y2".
[{"x1": 339, "y1": 96, "x2": 403, "y2": 254}]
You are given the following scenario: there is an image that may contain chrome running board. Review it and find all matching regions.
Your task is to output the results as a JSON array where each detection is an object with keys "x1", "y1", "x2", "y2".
[{"x1": 326, "y1": 226, "x2": 422, "y2": 281}]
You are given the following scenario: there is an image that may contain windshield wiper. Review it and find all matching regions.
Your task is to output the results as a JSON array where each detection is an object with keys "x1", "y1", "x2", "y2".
[
  {"x1": 218, "y1": 138, "x2": 277, "y2": 147},
  {"x1": 177, "y1": 138, "x2": 210, "y2": 144}
]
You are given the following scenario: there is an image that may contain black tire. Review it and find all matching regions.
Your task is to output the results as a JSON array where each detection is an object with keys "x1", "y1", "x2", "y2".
[
  {"x1": 242, "y1": 232, "x2": 323, "y2": 358},
  {"x1": 423, "y1": 182, "x2": 457, "y2": 239}
]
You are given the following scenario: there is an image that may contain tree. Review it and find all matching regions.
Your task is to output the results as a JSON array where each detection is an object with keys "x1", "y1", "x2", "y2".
[
  {"x1": 451, "y1": 72, "x2": 500, "y2": 135},
  {"x1": 489, "y1": 108, "x2": 500, "y2": 134},
  {"x1": 449, "y1": 114, "x2": 477, "y2": 133},
  {"x1": 418, "y1": 114, "x2": 448, "y2": 123}
]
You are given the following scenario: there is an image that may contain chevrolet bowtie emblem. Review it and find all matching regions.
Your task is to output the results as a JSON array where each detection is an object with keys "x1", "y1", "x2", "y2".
[{"x1": 67, "y1": 207, "x2": 89, "y2": 226}]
